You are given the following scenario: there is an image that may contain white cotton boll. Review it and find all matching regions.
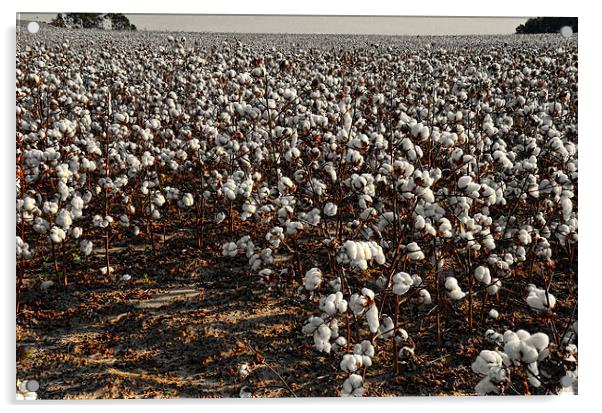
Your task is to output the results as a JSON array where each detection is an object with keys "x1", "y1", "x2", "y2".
[
  {"x1": 42, "y1": 202, "x2": 59, "y2": 215},
  {"x1": 332, "y1": 336, "x2": 347, "y2": 352},
  {"x1": 489, "y1": 309, "x2": 499, "y2": 319},
  {"x1": 71, "y1": 227, "x2": 83, "y2": 239},
  {"x1": 395, "y1": 329, "x2": 410, "y2": 344},
  {"x1": 303, "y1": 267, "x2": 322, "y2": 291},
  {"x1": 378, "y1": 316, "x2": 395, "y2": 339},
  {"x1": 445, "y1": 277, "x2": 459, "y2": 290},
  {"x1": 314, "y1": 324, "x2": 332, "y2": 353},
  {"x1": 153, "y1": 193, "x2": 166, "y2": 207},
  {"x1": 458, "y1": 176, "x2": 472, "y2": 189},
  {"x1": 406, "y1": 242, "x2": 425, "y2": 261},
  {"x1": 366, "y1": 304, "x2": 380, "y2": 333},
  {"x1": 472, "y1": 350, "x2": 504, "y2": 375},
  {"x1": 340, "y1": 354, "x2": 363, "y2": 373},
  {"x1": 487, "y1": 279, "x2": 501, "y2": 295},
  {"x1": 362, "y1": 288, "x2": 375, "y2": 300},
  {"x1": 238, "y1": 363, "x2": 251, "y2": 379},
  {"x1": 341, "y1": 374, "x2": 363, "y2": 397},
  {"x1": 120, "y1": 274, "x2": 132, "y2": 282},
  {"x1": 286, "y1": 221, "x2": 304, "y2": 236},
  {"x1": 241, "y1": 202, "x2": 256, "y2": 220},
  {"x1": 414, "y1": 215, "x2": 426, "y2": 230},
  {"x1": 344, "y1": 240, "x2": 358, "y2": 261},
  {"x1": 485, "y1": 329, "x2": 504, "y2": 346},
  {"x1": 71, "y1": 195, "x2": 84, "y2": 211},
  {"x1": 445, "y1": 277, "x2": 466, "y2": 300},
  {"x1": 49, "y1": 226, "x2": 66, "y2": 243},
  {"x1": 324, "y1": 202, "x2": 338, "y2": 217},
  {"x1": 80, "y1": 239, "x2": 93, "y2": 256},
  {"x1": 33, "y1": 217, "x2": 49, "y2": 234},
  {"x1": 448, "y1": 288, "x2": 466, "y2": 300},
  {"x1": 353, "y1": 340, "x2": 375, "y2": 367},
  {"x1": 302, "y1": 316, "x2": 324, "y2": 335},
  {"x1": 349, "y1": 294, "x2": 365, "y2": 314},
  {"x1": 419, "y1": 289, "x2": 432, "y2": 305},
  {"x1": 278, "y1": 176, "x2": 295, "y2": 194},
  {"x1": 526, "y1": 332, "x2": 550, "y2": 352},
  {"x1": 392, "y1": 272, "x2": 413, "y2": 295},
  {"x1": 526, "y1": 285, "x2": 556, "y2": 310},
  {"x1": 222, "y1": 242, "x2": 238, "y2": 257},
  {"x1": 55, "y1": 209, "x2": 73, "y2": 229},
  {"x1": 438, "y1": 218, "x2": 453, "y2": 238},
  {"x1": 181, "y1": 193, "x2": 194, "y2": 207},
  {"x1": 100, "y1": 266, "x2": 114, "y2": 275},
  {"x1": 474, "y1": 266, "x2": 491, "y2": 284},
  {"x1": 16, "y1": 237, "x2": 33, "y2": 259},
  {"x1": 475, "y1": 376, "x2": 501, "y2": 395},
  {"x1": 22, "y1": 196, "x2": 36, "y2": 212}
]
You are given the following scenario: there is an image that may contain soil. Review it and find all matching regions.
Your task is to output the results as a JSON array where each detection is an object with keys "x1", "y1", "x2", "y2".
[{"x1": 16, "y1": 220, "x2": 577, "y2": 399}]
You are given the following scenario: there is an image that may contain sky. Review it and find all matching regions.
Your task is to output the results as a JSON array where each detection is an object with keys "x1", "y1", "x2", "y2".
[{"x1": 18, "y1": 13, "x2": 530, "y2": 35}]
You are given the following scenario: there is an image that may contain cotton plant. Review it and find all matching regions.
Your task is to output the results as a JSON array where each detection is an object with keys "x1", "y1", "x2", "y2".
[{"x1": 472, "y1": 326, "x2": 577, "y2": 395}]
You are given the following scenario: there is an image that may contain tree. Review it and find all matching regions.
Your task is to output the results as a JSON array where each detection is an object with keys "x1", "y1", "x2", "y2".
[
  {"x1": 516, "y1": 17, "x2": 577, "y2": 34},
  {"x1": 50, "y1": 13, "x2": 136, "y2": 31}
]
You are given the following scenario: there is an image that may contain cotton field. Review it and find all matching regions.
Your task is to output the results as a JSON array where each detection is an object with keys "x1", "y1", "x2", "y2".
[{"x1": 16, "y1": 27, "x2": 577, "y2": 398}]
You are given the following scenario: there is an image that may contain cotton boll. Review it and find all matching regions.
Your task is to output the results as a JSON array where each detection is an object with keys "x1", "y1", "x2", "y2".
[
  {"x1": 489, "y1": 309, "x2": 499, "y2": 319},
  {"x1": 22, "y1": 196, "x2": 36, "y2": 212},
  {"x1": 54, "y1": 207, "x2": 73, "y2": 229},
  {"x1": 378, "y1": 316, "x2": 395, "y2": 339},
  {"x1": 49, "y1": 226, "x2": 66, "y2": 243},
  {"x1": 406, "y1": 242, "x2": 425, "y2": 260},
  {"x1": 324, "y1": 202, "x2": 338, "y2": 217},
  {"x1": 340, "y1": 354, "x2": 363, "y2": 373},
  {"x1": 303, "y1": 267, "x2": 322, "y2": 291},
  {"x1": 353, "y1": 340, "x2": 375, "y2": 367},
  {"x1": 238, "y1": 362, "x2": 251, "y2": 379},
  {"x1": 526, "y1": 285, "x2": 555, "y2": 311},
  {"x1": 100, "y1": 266, "x2": 114, "y2": 276},
  {"x1": 418, "y1": 289, "x2": 432, "y2": 305},
  {"x1": 319, "y1": 291, "x2": 348, "y2": 314},
  {"x1": 344, "y1": 241, "x2": 358, "y2": 261},
  {"x1": 366, "y1": 304, "x2": 380, "y2": 333},
  {"x1": 80, "y1": 239, "x2": 93, "y2": 256},
  {"x1": 180, "y1": 193, "x2": 194, "y2": 207},
  {"x1": 314, "y1": 324, "x2": 332, "y2": 353},
  {"x1": 458, "y1": 175, "x2": 472, "y2": 189},
  {"x1": 221, "y1": 242, "x2": 238, "y2": 257},
  {"x1": 332, "y1": 336, "x2": 348, "y2": 353},
  {"x1": 445, "y1": 277, "x2": 466, "y2": 300},
  {"x1": 71, "y1": 227, "x2": 83, "y2": 239},
  {"x1": 526, "y1": 333, "x2": 550, "y2": 353},
  {"x1": 474, "y1": 266, "x2": 491, "y2": 284},
  {"x1": 392, "y1": 272, "x2": 413, "y2": 295},
  {"x1": 286, "y1": 221, "x2": 304, "y2": 236},
  {"x1": 487, "y1": 279, "x2": 502, "y2": 295},
  {"x1": 341, "y1": 374, "x2": 363, "y2": 397},
  {"x1": 472, "y1": 350, "x2": 505, "y2": 375},
  {"x1": 33, "y1": 217, "x2": 49, "y2": 234},
  {"x1": 474, "y1": 376, "x2": 501, "y2": 395}
]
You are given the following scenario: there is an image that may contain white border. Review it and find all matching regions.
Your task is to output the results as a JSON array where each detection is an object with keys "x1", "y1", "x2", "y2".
[{"x1": 2, "y1": 1, "x2": 599, "y2": 413}]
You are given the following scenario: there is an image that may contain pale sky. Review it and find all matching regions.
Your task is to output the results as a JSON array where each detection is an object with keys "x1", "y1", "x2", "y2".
[{"x1": 18, "y1": 13, "x2": 530, "y2": 35}]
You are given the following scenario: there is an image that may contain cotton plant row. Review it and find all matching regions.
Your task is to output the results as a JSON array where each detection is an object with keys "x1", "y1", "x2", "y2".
[{"x1": 17, "y1": 29, "x2": 577, "y2": 396}]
